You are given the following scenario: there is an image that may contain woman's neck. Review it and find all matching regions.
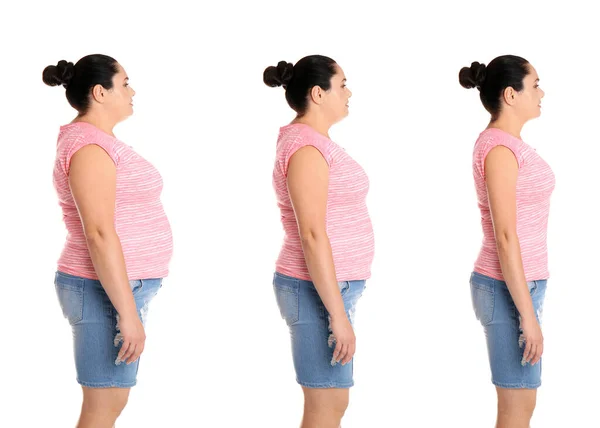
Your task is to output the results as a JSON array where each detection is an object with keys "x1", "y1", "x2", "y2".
[
  {"x1": 72, "y1": 112, "x2": 118, "y2": 137},
  {"x1": 292, "y1": 112, "x2": 333, "y2": 139},
  {"x1": 487, "y1": 113, "x2": 526, "y2": 140}
]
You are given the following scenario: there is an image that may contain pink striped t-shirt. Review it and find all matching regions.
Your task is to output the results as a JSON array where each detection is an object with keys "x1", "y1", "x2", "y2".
[
  {"x1": 53, "y1": 122, "x2": 173, "y2": 280},
  {"x1": 473, "y1": 127, "x2": 555, "y2": 281},
  {"x1": 273, "y1": 123, "x2": 375, "y2": 281}
]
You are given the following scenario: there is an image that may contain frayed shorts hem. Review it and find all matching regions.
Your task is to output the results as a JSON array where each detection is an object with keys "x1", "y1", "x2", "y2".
[
  {"x1": 492, "y1": 380, "x2": 540, "y2": 390},
  {"x1": 297, "y1": 379, "x2": 354, "y2": 389},
  {"x1": 77, "y1": 379, "x2": 137, "y2": 389}
]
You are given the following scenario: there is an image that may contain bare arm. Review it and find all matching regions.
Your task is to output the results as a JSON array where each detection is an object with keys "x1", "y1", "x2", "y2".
[
  {"x1": 287, "y1": 146, "x2": 354, "y2": 364},
  {"x1": 287, "y1": 146, "x2": 345, "y2": 320},
  {"x1": 69, "y1": 144, "x2": 144, "y2": 364},
  {"x1": 486, "y1": 145, "x2": 543, "y2": 364}
]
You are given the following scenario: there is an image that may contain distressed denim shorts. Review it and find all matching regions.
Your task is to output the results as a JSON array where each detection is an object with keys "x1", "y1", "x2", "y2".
[
  {"x1": 470, "y1": 271, "x2": 547, "y2": 389},
  {"x1": 273, "y1": 272, "x2": 366, "y2": 389},
  {"x1": 54, "y1": 271, "x2": 162, "y2": 388}
]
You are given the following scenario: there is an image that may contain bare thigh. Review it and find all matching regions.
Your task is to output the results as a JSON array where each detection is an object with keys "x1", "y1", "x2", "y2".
[
  {"x1": 496, "y1": 387, "x2": 537, "y2": 428},
  {"x1": 77, "y1": 387, "x2": 131, "y2": 428},
  {"x1": 301, "y1": 387, "x2": 349, "y2": 428}
]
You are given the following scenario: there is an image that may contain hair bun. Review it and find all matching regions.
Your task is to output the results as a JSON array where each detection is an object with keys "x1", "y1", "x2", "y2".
[
  {"x1": 42, "y1": 60, "x2": 75, "y2": 87},
  {"x1": 459, "y1": 61, "x2": 487, "y2": 89},
  {"x1": 263, "y1": 61, "x2": 294, "y2": 88}
]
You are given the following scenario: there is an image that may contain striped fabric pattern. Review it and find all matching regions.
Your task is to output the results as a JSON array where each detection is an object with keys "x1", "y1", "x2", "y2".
[
  {"x1": 53, "y1": 122, "x2": 173, "y2": 280},
  {"x1": 272, "y1": 123, "x2": 374, "y2": 281},
  {"x1": 472, "y1": 127, "x2": 555, "y2": 281}
]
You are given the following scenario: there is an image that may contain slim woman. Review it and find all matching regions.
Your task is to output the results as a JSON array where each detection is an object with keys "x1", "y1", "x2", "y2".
[
  {"x1": 43, "y1": 55, "x2": 173, "y2": 428},
  {"x1": 264, "y1": 55, "x2": 374, "y2": 428},
  {"x1": 460, "y1": 55, "x2": 555, "y2": 428}
]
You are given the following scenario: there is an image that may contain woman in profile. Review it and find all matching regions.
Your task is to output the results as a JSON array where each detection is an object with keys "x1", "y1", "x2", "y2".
[
  {"x1": 264, "y1": 55, "x2": 375, "y2": 428},
  {"x1": 460, "y1": 55, "x2": 555, "y2": 428},
  {"x1": 43, "y1": 54, "x2": 173, "y2": 428}
]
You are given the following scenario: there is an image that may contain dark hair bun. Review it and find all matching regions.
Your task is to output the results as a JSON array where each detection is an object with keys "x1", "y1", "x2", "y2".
[
  {"x1": 263, "y1": 61, "x2": 294, "y2": 88},
  {"x1": 42, "y1": 60, "x2": 75, "y2": 87},
  {"x1": 459, "y1": 61, "x2": 487, "y2": 89}
]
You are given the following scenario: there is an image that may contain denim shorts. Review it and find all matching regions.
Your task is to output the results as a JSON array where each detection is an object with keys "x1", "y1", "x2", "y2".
[
  {"x1": 470, "y1": 271, "x2": 547, "y2": 389},
  {"x1": 273, "y1": 272, "x2": 366, "y2": 389},
  {"x1": 54, "y1": 271, "x2": 162, "y2": 388}
]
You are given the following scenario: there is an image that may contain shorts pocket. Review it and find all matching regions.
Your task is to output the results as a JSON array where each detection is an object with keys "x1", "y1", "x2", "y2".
[
  {"x1": 529, "y1": 280, "x2": 547, "y2": 324},
  {"x1": 55, "y1": 280, "x2": 84, "y2": 325},
  {"x1": 338, "y1": 281, "x2": 350, "y2": 296},
  {"x1": 273, "y1": 274, "x2": 300, "y2": 326},
  {"x1": 130, "y1": 280, "x2": 143, "y2": 295},
  {"x1": 470, "y1": 281, "x2": 494, "y2": 326}
]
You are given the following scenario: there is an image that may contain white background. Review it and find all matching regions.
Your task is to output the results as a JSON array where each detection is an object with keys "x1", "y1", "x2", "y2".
[{"x1": 1, "y1": 0, "x2": 598, "y2": 427}]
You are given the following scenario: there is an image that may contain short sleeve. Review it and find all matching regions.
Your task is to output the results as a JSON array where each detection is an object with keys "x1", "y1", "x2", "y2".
[
  {"x1": 282, "y1": 133, "x2": 332, "y2": 176},
  {"x1": 62, "y1": 133, "x2": 118, "y2": 175},
  {"x1": 475, "y1": 133, "x2": 524, "y2": 178}
]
